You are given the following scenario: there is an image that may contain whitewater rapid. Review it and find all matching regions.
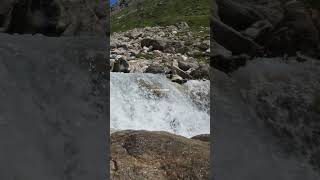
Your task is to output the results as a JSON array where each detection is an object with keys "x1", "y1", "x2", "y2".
[{"x1": 110, "y1": 73, "x2": 210, "y2": 137}]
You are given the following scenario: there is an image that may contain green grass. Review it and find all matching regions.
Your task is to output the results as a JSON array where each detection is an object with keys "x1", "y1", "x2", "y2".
[{"x1": 111, "y1": 0, "x2": 210, "y2": 33}]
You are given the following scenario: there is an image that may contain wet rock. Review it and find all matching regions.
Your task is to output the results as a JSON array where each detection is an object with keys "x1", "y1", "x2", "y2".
[
  {"x1": 211, "y1": 18, "x2": 263, "y2": 55},
  {"x1": 172, "y1": 65, "x2": 194, "y2": 80},
  {"x1": 190, "y1": 64, "x2": 210, "y2": 79},
  {"x1": 216, "y1": 0, "x2": 263, "y2": 30},
  {"x1": 178, "y1": 60, "x2": 198, "y2": 71},
  {"x1": 242, "y1": 20, "x2": 273, "y2": 40},
  {"x1": 145, "y1": 64, "x2": 166, "y2": 74},
  {"x1": 265, "y1": 1, "x2": 319, "y2": 56},
  {"x1": 251, "y1": 0, "x2": 284, "y2": 26},
  {"x1": 110, "y1": 59, "x2": 115, "y2": 71},
  {"x1": 171, "y1": 74, "x2": 187, "y2": 84},
  {"x1": 311, "y1": 9, "x2": 320, "y2": 33},
  {"x1": 212, "y1": 54, "x2": 249, "y2": 73},
  {"x1": 212, "y1": 0, "x2": 219, "y2": 19},
  {"x1": 212, "y1": 41, "x2": 232, "y2": 58},
  {"x1": 113, "y1": 57, "x2": 129, "y2": 73}
]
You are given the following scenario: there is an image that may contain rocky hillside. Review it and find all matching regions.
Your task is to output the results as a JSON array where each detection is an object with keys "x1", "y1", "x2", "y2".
[
  {"x1": 110, "y1": 0, "x2": 210, "y2": 32},
  {"x1": 110, "y1": 22, "x2": 210, "y2": 83}
]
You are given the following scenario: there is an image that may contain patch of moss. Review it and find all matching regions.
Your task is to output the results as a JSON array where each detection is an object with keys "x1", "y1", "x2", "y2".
[{"x1": 136, "y1": 53, "x2": 156, "y2": 60}]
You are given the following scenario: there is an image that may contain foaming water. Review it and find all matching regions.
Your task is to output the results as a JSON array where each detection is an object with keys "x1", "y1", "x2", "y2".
[{"x1": 110, "y1": 73, "x2": 210, "y2": 137}]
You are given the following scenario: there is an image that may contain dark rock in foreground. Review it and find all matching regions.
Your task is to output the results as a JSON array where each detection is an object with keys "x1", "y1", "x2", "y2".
[{"x1": 111, "y1": 130, "x2": 210, "y2": 180}]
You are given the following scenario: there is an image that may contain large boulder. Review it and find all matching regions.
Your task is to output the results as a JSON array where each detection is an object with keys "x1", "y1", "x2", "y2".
[
  {"x1": 241, "y1": 20, "x2": 273, "y2": 41},
  {"x1": 141, "y1": 38, "x2": 167, "y2": 51},
  {"x1": 211, "y1": 18, "x2": 263, "y2": 55},
  {"x1": 110, "y1": 130, "x2": 210, "y2": 180},
  {"x1": 113, "y1": 57, "x2": 130, "y2": 73},
  {"x1": 216, "y1": 0, "x2": 263, "y2": 30},
  {"x1": 211, "y1": 0, "x2": 220, "y2": 19},
  {"x1": 0, "y1": 0, "x2": 108, "y2": 36},
  {"x1": 264, "y1": 1, "x2": 319, "y2": 56},
  {"x1": 212, "y1": 54, "x2": 249, "y2": 73},
  {"x1": 248, "y1": 0, "x2": 285, "y2": 26},
  {"x1": 145, "y1": 64, "x2": 166, "y2": 74},
  {"x1": 140, "y1": 38, "x2": 184, "y2": 53},
  {"x1": 190, "y1": 64, "x2": 210, "y2": 79}
]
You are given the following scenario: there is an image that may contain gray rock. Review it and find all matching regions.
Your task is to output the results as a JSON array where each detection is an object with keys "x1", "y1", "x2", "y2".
[
  {"x1": 171, "y1": 74, "x2": 187, "y2": 84},
  {"x1": 212, "y1": 54, "x2": 249, "y2": 73},
  {"x1": 242, "y1": 20, "x2": 273, "y2": 40},
  {"x1": 175, "y1": 22, "x2": 190, "y2": 30},
  {"x1": 141, "y1": 38, "x2": 167, "y2": 51},
  {"x1": 0, "y1": 0, "x2": 107, "y2": 37},
  {"x1": 140, "y1": 38, "x2": 184, "y2": 53},
  {"x1": 265, "y1": 1, "x2": 319, "y2": 56},
  {"x1": 211, "y1": 18, "x2": 263, "y2": 55},
  {"x1": 172, "y1": 65, "x2": 194, "y2": 79},
  {"x1": 212, "y1": 41, "x2": 232, "y2": 57},
  {"x1": 190, "y1": 64, "x2": 210, "y2": 79},
  {"x1": 178, "y1": 60, "x2": 198, "y2": 71},
  {"x1": 145, "y1": 64, "x2": 166, "y2": 74},
  {"x1": 113, "y1": 57, "x2": 129, "y2": 73},
  {"x1": 216, "y1": 0, "x2": 263, "y2": 30}
]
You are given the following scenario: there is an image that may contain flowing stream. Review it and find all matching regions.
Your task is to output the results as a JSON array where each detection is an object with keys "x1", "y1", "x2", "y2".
[{"x1": 110, "y1": 72, "x2": 210, "y2": 137}]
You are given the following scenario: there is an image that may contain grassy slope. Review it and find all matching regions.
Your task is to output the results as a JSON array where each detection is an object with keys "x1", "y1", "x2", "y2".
[{"x1": 111, "y1": 0, "x2": 210, "y2": 32}]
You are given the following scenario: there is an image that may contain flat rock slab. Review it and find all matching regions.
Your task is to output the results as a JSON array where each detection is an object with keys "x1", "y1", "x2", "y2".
[
  {"x1": 0, "y1": 33, "x2": 109, "y2": 180},
  {"x1": 111, "y1": 130, "x2": 210, "y2": 180}
]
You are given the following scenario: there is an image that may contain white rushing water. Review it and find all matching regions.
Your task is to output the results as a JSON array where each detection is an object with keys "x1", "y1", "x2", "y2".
[{"x1": 110, "y1": 73, "x2": 210, "y2": 137}]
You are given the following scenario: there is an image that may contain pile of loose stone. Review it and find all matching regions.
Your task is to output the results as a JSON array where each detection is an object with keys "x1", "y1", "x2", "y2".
[{"x1": 110, "y1": 22, "x2": 210, "y2": 84}]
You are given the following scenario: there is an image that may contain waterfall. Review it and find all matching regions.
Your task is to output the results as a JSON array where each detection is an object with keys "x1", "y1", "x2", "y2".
[{"x1": 110, "y1": 72, "x2": 210, "y2": 137}]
